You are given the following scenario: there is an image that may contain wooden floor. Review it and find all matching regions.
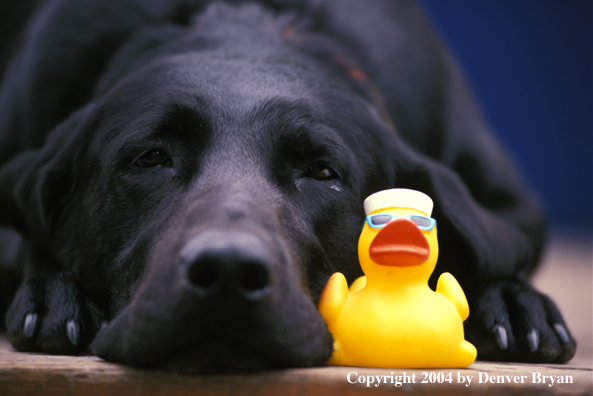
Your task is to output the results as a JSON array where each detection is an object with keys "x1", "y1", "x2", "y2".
[{"x1": 0, "y1": 230, "x2": 591, "y2": 395}]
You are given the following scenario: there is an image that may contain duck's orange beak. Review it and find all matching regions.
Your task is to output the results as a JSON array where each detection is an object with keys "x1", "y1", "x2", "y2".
[{"x1": 369, "y1": 218, "x2": 429, "y2": 266}]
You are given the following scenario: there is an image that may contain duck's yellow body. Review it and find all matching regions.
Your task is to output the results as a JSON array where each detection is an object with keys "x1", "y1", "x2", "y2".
[{"x1": 318, "y1": 191, "x2": 477, "y2": 368}]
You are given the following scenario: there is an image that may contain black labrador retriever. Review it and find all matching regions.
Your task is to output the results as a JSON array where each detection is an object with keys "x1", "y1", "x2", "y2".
[{"x1": 0, "y1": 0, "x2": 576, "y2": 372}]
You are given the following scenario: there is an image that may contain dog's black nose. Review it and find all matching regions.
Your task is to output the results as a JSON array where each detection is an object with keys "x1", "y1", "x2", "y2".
[
  {"x1": 181, "y1": 231, "x2": 272, "y2": 300},
  {"x1": 187, "y1": 255, "x2": 271, "y2": 300}
]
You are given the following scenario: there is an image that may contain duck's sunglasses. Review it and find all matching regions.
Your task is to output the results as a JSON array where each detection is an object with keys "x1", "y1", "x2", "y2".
[{"x1": 366, "y1": 214, "x2": 437, "y2": 231}]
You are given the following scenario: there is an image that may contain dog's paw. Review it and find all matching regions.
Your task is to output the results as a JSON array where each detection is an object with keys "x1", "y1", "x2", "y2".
[
  {"x1": 465, "y1": 279, "x2": 576, "y2": 363},
  {"x1": 6, "y1": 272, "x2": 106, "y2": 354}
]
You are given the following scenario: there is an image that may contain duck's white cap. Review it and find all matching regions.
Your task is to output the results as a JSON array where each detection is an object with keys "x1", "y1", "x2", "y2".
[{"x1": 363, "y1": 188, "x2": 433, "y2": 216}]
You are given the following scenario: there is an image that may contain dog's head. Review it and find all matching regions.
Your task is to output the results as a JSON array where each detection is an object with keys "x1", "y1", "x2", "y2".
[{"x1": 0, "y1": 3, "x2": 534, "y2": 372}]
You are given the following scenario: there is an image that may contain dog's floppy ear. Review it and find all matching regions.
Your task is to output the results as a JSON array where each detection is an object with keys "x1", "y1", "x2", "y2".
[
  {"x1": 0, "y1": 110, "x2": 89, "y2": 246},
  {"x1": 386, "y1": 138, "x2": 545, "y2": 284}
]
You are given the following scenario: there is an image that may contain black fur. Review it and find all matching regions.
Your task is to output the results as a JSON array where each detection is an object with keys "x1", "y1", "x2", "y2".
[{"x1": 0, "y1": 0, "x2": 576, "y2": 372}]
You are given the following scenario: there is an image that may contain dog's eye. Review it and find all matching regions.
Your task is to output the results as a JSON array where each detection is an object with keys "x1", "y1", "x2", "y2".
[
  {"x1": 305, "y1": 163, "x2": 337, "y2": 180},
  {"x1": 134, "y1": 149, "x2": 171, "y2": 167}
]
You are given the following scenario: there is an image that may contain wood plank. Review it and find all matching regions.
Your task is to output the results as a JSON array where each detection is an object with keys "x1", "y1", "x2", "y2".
[{"x1": 1, "y1": 336, "x2": 591, "y2": 396}]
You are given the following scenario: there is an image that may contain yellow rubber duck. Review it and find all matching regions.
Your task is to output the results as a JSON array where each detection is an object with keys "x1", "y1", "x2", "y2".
[{"x1": 318, "y1": 188, "x2": 477, "y2": 368}]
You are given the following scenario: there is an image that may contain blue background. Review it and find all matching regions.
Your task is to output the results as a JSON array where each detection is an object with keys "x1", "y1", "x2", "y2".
[{"x1": 419, "y1": 0, "x2": 592, "y2": 230}]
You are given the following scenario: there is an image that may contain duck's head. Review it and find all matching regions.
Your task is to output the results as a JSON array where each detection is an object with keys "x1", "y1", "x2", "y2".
[{"x1": 358, "y1": 189, "x2": 438, "y2": 282}]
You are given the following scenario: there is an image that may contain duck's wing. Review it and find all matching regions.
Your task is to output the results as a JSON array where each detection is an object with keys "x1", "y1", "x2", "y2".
[
  {"x1": 318, "y1": 272, "x2": 349, "y2": 331},
  {"x1": 348, "y1": 276, "x2": 367, "y2": 293},
  {"x1": 436, "y1": 272, "x2": 470, "y2": 321}
]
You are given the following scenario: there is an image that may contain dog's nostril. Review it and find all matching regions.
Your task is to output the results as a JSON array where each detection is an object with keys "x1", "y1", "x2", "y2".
[
  {"x1": 239, "y1": 262, "x2": 271, "y2": 298},
  {"x1": 187, "y1": 259, "x2": 220, "y2": 290},
  {"x1": 240, "y1": 263, "x2": 269, "y2": 291}
]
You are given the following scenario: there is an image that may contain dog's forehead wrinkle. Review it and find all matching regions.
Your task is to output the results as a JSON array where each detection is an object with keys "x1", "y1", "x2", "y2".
[
  {"x1": 249, "y1": 97, "x2": 328, "y2": 132},
  {"x1": 90, "y1": 87, "x2": 211, "y2": 150},
  {"x1": 245, "y1": 97, "x2": 350, "y2": 152}
]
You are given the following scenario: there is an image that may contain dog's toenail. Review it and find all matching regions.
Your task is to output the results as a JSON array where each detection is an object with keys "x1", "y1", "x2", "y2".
[
  {"x1": 526, "y1": 329, "x2": 539, "y2": 352},
  {"x1": 554, "y1": 323, "x2": 570, "y2": 344},
  {"x1": 494, "y1": 325, "x2": 508, "y2": 350},
  {"x1": 67, "y1": 320, "x2": 80, "y2": 346},
  {"x1": 24, "y1": 313, "x2": 37, "y2": 338}
]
